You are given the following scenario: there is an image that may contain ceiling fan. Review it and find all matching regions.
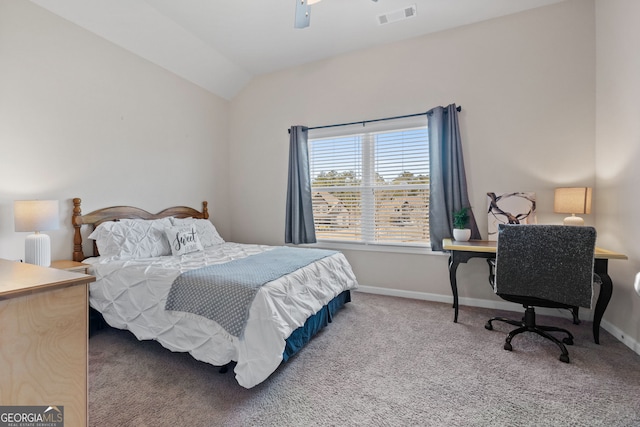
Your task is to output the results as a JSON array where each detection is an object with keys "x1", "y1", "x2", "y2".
[
  {"x1": 294, "y1": 0, "x2": 324, "y2": 29},
  {"x1": 295, "y1": 0, "x2": 379, "y2": 28},
  {"x1": 295, "y1": 0, "x2": 414, "y2": 29}
]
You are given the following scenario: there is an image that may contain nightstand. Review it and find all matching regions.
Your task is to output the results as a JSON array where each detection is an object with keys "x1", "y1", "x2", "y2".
[{"x1": 51, "y1": 260, "x2": 90, "y2": 274}]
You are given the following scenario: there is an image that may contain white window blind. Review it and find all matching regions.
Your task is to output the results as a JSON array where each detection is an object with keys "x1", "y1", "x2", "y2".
[{"x1": 309, "y1": 117, "x2": 429, "y2": 247}]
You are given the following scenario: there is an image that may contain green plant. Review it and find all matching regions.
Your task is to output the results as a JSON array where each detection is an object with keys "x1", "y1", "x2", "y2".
[{"x1": 452, "y1": 207, "x2": 470, "y2": 229}]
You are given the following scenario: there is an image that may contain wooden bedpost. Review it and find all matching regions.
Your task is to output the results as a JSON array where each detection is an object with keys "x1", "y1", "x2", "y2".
[
  {"x1": 203, "y1": 201, "x2": 209, "y2": 219},
  {"x1": 72, "y1": 198, "x2": 84, "y2": 261}
]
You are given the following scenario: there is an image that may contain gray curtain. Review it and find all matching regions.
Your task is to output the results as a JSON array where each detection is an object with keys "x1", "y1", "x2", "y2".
[
  {"x1": 428, "y1": 104, "x2": 480, "y2": 251},
  {"x1": 285, "y1": 126, "x2": 317, "y2": 244}
]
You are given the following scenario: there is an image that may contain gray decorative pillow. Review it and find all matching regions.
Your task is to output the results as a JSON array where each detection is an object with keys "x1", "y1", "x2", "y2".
[
  {"x1": 164, "y1": 225, "x2": 204, "y2": 256},
  {"x1": 170, "y1": 218, "x2": 224, "y2": 247}
]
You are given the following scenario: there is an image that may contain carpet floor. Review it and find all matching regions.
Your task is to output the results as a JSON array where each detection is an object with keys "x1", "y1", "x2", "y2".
[{"x1": 89, "y1": 292, "x2": 640, "y2": 426}]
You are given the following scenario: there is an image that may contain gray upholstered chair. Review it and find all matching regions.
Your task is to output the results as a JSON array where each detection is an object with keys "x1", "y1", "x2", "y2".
[{"x1": 485, "y1": 224, "x2": 597, "y2": 363}]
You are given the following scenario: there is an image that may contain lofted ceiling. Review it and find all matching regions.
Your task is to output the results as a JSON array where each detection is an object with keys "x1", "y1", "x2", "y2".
[{"x1": 30, "y1": 0, "x2": 565, "y2": 100}]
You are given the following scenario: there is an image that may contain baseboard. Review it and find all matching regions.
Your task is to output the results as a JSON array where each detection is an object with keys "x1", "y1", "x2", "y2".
[
  {"x1": 354, "y1": 285, "x2": 591, "y2": 321},
  {"x1": 600, "y1": 318, "x2": 640, "y2": 355},
  {"x1": 354, "y1": 285, "x2": 640, "y2": 356}
]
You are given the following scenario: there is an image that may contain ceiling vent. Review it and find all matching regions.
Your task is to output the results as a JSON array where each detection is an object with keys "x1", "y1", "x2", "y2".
[{"x1": 377, "y1": 4, "x2": 417, "y2": 25}]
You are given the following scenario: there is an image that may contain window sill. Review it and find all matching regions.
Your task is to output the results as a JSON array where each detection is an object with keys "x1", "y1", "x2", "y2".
[{"x1": 291, "y1": 241, "x2": 447, "y2": 256}]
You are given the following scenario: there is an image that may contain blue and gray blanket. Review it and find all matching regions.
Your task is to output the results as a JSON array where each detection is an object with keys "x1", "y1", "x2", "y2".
[{"x1": 165, "y1": 247, "x2": 337, "y2": 337}]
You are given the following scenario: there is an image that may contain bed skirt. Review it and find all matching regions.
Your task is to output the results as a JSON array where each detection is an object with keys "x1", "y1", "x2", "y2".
[
  {"x1": 282, "y1": 290, "x2": 352, "y2": 362},
  {"x1": 89, "y1": 290, "x2": 352, "y2": 364}
]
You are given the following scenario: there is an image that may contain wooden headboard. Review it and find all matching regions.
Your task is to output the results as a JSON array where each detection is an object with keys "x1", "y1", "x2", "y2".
[{"x1": 71, "y1": 198, "x2": 209, "y2": 262}]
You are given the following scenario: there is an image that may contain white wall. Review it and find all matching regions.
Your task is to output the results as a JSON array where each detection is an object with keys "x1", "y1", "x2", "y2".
[
  {"x1": 0, "y1": 0, "x2": 230, "y2": 262},
  {"x1": 595, "y1": 0, "x2": 640, "y2": 350},
  {"x1": 229, "y1": 0, "x2": 596, "y2": 304}
]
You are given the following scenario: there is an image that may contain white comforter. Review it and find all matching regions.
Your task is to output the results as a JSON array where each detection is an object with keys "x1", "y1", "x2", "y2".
[{"x1": 86, "y1": 242, "x2": 358, "y2": 388}]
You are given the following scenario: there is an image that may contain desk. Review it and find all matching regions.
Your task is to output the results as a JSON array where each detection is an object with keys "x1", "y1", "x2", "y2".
[{"x1": 442, "y1": 239, "x2": 627, "y2": 344}]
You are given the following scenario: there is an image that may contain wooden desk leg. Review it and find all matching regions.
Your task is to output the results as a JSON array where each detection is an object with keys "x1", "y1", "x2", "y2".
[
  {"x1": 593, "y1": 259, "x2": 612, "y2": 345},
  {"x1": 448, "y1": 255, "x2": 460, "y2": 323}
]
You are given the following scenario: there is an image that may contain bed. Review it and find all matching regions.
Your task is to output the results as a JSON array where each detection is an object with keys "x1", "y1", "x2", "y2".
[{"x1": 72, "y1": 198, "x2": 358, "y2": 388}]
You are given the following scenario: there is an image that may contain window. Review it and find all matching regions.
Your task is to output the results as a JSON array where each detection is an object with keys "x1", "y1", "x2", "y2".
[{"x1": 308, "y1": 117, "x2": 429, "y2": 247}]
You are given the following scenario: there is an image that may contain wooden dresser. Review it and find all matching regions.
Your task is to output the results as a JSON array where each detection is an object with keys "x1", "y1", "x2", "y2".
[{"x1": 0, "y1": 259, "x2": 95, "y2": 427}]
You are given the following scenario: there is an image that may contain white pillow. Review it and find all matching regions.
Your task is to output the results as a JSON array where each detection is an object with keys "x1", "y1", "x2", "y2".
[
  {"x1": 88, "y1": 218, "x2": 173, "y2": 259},
  {"x1": 164, "y1": 225, "x2": 204, "y2": 256},
  {"x1": 170, "y1": 218, "x2": 224, "y2": 247}
]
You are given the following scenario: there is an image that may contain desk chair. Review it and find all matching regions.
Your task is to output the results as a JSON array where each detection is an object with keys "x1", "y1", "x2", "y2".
[{"x1": 485, "y1": 224, "x2": 597, "y2": 363}]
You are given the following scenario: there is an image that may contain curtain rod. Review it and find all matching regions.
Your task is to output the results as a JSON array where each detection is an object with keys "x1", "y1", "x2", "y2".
[{"x1": 288, "y1": 105, "x2": 461, "y2": 134}]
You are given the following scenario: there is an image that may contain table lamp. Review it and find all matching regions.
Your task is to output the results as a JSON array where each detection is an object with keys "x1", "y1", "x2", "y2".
[
  {"x1": 14, "y1": 200, "x2": 60, "y2": 266},
  {"x1": 554, "y1": 187, "x2": 592, "y2": 226}
]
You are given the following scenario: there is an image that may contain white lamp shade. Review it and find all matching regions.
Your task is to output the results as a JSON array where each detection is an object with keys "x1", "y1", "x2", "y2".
[
  {"x1": 14, "y1": 200, "x2": 60, "y2": 232},
  {"x1": 554, "y1": 187, "x2": 592, "y2": 214}
]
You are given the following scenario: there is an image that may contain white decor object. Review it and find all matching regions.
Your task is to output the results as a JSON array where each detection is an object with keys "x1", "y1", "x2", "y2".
[
  {"x1": 554, "y1": 187, "x2": 592, "y2": 226},
  {"x1": 487, "y1": 192, "x2": 537, "y2": 241},
  {"x1": 634, "y1": 272, "x2": 640, "y2": 297},
  {"x1": 453, "y1": 228, "x2": 471, "y2": 242},
  {"x1": 14, "y1": 200, "x2": 59, "y2": 266}
]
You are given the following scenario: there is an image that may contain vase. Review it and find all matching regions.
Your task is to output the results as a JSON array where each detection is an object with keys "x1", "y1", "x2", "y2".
[{"x1": 453, "y1": 228, "x2": 471, "y2": 242}]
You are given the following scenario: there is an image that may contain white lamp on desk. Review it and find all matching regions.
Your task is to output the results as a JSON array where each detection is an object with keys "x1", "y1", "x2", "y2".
[
  {"x1": 14, "y1": 200, "x2": 59, "y2": 267},
  {"x1": 554, "y1": 187, "x2": 592, "y2": 226}
]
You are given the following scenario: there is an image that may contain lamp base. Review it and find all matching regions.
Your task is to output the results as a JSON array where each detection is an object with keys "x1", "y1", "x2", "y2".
[
  {"x1": 25, "y1": 232, "x2": 51, "y2": 267},
  {"x1": 563, "y1": 215, "x2": 585, "y2": 226}
]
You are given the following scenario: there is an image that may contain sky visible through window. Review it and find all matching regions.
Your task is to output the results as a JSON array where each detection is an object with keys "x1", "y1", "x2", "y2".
[{"x1": 309, "y1": 127, "x2": 428, "y2": 183}]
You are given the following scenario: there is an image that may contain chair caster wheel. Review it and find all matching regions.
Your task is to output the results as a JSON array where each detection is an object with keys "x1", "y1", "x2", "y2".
[
  {"x1": 485, "y1": 322, "x2": 493, "y2": 330},
  {"x1": 562, "y1": 337, "x2": 574, "y2": 345},
  {"x1": 559, "y1": 354, "x2": 570, "y2": 363},
  {"x1": 504, "y1": 342, "x2": 512, "y2": 351}
]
